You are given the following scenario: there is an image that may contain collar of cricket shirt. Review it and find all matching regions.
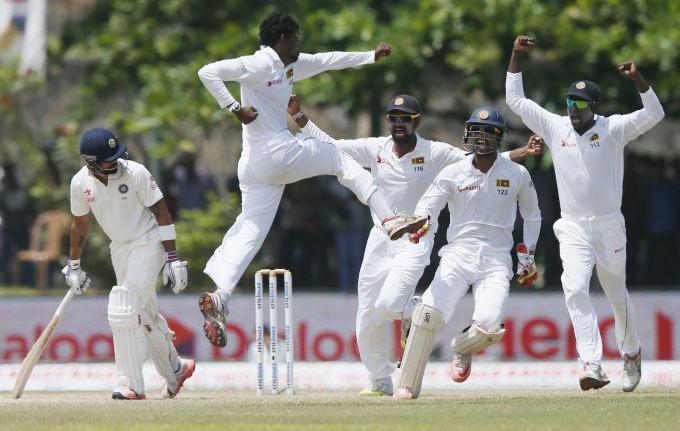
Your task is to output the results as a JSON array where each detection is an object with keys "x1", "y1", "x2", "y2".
[{"x1": 260, "y1": 45, "x2": 285, "y2": 68}]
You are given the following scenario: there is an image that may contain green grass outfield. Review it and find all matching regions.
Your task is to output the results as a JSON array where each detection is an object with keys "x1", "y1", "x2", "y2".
[{"x1": 2, "y1": 388, "x2": 679, "y2": 431}]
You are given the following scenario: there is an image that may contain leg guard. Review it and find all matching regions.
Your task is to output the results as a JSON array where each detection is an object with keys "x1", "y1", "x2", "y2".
[
  {"x1": 450, "y1": 324, "x2": 506, "y2": 355},
  {"x1": 108, "y1": 286, "x2": 147, "y2": 394},
  {"x1": 141, "y1": 309, "x2": 181, "y2": 387},
  {"x1": 395, "y1": 303, "x2": 445, "y2": 399}
]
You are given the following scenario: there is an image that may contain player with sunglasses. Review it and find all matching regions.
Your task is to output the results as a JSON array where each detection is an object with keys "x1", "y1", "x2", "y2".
[
  {"x1": 288, "y1": 93, "x2": 542, "y2": 396},
  {"x1": 506, "y1": 35, "x2": 665, "y2": 393}
]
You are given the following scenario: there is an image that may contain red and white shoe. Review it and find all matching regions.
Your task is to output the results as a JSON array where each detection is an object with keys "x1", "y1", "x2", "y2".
[
  {"x1": 163, "y1": 358, "x2": 196, "y2": 399},
  {"x1": 392, "y1": 386, "x2": 415, "y2": 400},
  {"x1": 199, "y1": 291, "x2": 229, "y2": 347},
  {"x1": 450, "y1": 353, "x2": 471, "y2": 383},
  {"x1": 112, "y1": 387, "x2": 146, "y2": 400}
]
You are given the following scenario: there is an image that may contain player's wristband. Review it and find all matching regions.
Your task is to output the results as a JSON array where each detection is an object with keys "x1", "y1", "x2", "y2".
[
  {"x1": 68, "y1": 259, "x2": 81, "y2": 269},
  {"x1": 166, "y1": 251, "x2": 178, "y2": 262},
  {"x1": 291, "y1": 110, "x2": 305, "y2": 120},
  {"x1": 158, "y1": 224, "x2": 176, "y2": 242}
]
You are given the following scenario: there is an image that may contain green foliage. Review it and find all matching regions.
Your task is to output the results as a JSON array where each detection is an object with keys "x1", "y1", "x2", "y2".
[
  {"x1": 175, "y1": 192, "x2": 260, "y2": 290},
  {"x1": 2, "y1": 0, "x2": 679, "y2": 288}
]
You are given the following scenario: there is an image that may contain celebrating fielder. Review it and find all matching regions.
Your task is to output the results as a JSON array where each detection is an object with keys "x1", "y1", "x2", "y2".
[
  {"x1": 67, "y1": 128, "x2": 194, "y2": 400},
  {"x1": 197, "y1": 13, "x2": 426, "y2": 348},
  {"x1": 506, "y1": 35, "x2": 665, "y2": 392},
  {"x1": 288, "y1": 94, "x2": 541, "y2": 396},
  {"x1": 393, "y1": 107, "x2": 541, "y2": 400}
]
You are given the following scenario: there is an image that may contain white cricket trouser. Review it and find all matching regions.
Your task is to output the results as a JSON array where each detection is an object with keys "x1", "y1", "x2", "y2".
[
  {"x1": 356, "y1": 227, "x2": 432, "y2": 383},
  {"x1": 422, "y1": 244, "x2": 512, "y2": 328},
  {"x1": 109, "y1": 230, "x2": 179, "y2": 392},
  {"x1": 205, "y1": 136, "x2": 378, "y2": 294},
  {"x1": 554, "y1": 211, "x2": 640, "y2": 365}
]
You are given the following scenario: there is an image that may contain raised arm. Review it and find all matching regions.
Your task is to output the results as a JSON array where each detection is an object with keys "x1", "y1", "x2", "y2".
[
  {"x1": 506, "y1": 135, "x2": 545, "y2": 162},
  {"x1": 506, "y1": 36, "x2": 561, "y2": 142},
  {"x1": 294, "y1": 42, "x2": 391, "y2": 81},
  {"x1": 197, "y1": 56, "x2": 260, "y2": 124},
  {"x1": 609, "y1": 61, "x2": 665, "y2": 144}
]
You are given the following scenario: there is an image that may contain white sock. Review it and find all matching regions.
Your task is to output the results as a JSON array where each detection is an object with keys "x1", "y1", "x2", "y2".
[{"x1": 368, "y1": 192, "x2": 394, "y2": 221}]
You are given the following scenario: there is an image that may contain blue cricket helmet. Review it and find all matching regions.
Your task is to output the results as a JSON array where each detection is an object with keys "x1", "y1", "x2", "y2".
[
  {"x1": 463, "y1": 106, "x2": 506, "y2": 154},
  {"x1": 465, "y1": 106, "x2": 506, "y2": 130},
  {"x1": 79, "y1": 128, "x2": 127, "y2": 161},
  {"x1": 79, "y1": 128, "x2": 127, "y2": 176}
]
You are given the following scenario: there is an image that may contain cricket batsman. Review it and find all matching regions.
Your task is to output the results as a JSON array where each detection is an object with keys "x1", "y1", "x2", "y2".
[
  {"x1": 393, "y1": 107, "x2": 541, "y2": 400},
  {"x1": 506, "y1": 35, "x2": 665, "y2": 392},
  {"x1": 66, "y1": 127, "x2": 194, "y2": 399},
  {"x1": 197, "y1": 12, "x2": 426, "y2": 348},
  {"x1": 288, "y1": 94, "x2": 542, "y2": 395}
]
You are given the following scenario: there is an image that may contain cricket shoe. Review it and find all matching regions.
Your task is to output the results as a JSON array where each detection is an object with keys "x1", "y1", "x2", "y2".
[
  {"x1": 162, "y1": 358, "x2": 196, "y2": 399},
  {"x1": 450, "y1": 353, "x2": 472, "y2": 383},
  {"x1": 199, "y1": 290, "x2": 229, "y2": 347},
  {"x1": 622, "y1": 349, "x2": 641, "y2": 392},
  {"x1": 382, "y1": 214, "x2": 429, "y2": 241},
  {"x1": 393, "y1": 387, "x2": 415, "y2": 400},
  {"x1": 579, "y1": 362, "x2": 610, "y2": 391},
  {"x1": 359, "y1": 378, "x2": 393, "y2": 396},
  {"x1": 112, "y1": 387, "x2": 146, "y2": 400}
]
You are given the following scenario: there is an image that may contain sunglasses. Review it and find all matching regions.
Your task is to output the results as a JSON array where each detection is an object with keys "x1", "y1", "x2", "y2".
[
  {"x1": 467, "y1": 124, "x2": 502, "y2": 135},
  {"x1": 386, "y1": 114, "x2": 420, "y2": 124},
  {"x1": 566, "y1": 98, "x2": 591, "y2": 109}
]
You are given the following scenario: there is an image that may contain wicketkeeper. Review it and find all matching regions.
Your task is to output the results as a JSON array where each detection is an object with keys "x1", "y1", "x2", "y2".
[
  {"x1": 393, "y1": 107, "x2": 541, "y2": 400},
  {"x1": 66, "y1": 128, "x2": 194, "y2": 399}
]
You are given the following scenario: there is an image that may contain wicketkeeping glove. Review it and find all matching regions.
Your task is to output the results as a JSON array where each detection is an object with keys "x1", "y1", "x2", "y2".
[
  {"x1": 162, "y1": 251, "x2": 188, "y2": 294},
  {"x1": 516, "y1": 243, "x2": 538, "y2": 287},
  {"x1": 61, "y1": 259, "x2": 91, "y2": 295}
]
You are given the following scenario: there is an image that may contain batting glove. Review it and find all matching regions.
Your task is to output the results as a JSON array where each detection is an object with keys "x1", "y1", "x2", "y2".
[
  {"x1": 61, "y1": 259, "x2": 90, "y2": 295},
  {"x1": 409, "y1": 218, "x2": 431, "y2": 244},
  {"x1": 516, "y1": 243, "x2": 538, "y2": 287},
  {"x1": 163, "y1": 251, "x2": 188, "y2": 294}
]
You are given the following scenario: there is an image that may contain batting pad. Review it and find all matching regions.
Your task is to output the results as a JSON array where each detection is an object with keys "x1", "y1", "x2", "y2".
[
  {"x1": 395, "y1": 303, "x2": 444, "y2": 398},
  {"x1": 141, "y1": 310, "x2": 180, "y2": 386},
  {"x1": 108, "y1": 286, "x2": 147, "y2": 394},
  {"x1": 451, "y1": 324, "x2": 506, "y2": 355}
]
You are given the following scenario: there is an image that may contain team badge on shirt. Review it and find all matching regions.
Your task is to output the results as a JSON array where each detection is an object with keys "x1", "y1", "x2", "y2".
[
  {"x1": 286, "y1": 68, "x2": 294, "y2": 79},
  {"x1": 590, "y1": 133, "x2": 599, "y2": 142},
  {"x1": 496, "y1": 179, "x2": 510, "y2": 187},
  {"x1": 118, "y1": 184, "x2": 129, "y2": 194},
  {"x1": 83, "y1": 187, "x2": 95, "y2": 202},
  {"x1": 411, "y1": 157, "x2": 425, "y2": 164}
]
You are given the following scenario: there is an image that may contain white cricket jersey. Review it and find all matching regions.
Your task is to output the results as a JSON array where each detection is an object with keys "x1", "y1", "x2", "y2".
[
  {"x1": 69, "y1": 161, "x2": 164, "y2": 243},
  {"x1": 415, "y1": 154, "x2": 541, "y2": 252},
  {"x1": 198, "y1": 46, "x2": 374, "y2": 158},
  {"x1": 506, "y1": 72, "x2": 664, "y2": 218},
  {"x1": 301, "y1": 121, "x2": 466, "y2": 230}
]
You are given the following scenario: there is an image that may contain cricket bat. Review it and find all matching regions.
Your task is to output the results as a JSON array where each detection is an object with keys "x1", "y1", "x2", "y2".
[{"x1": 12, "y1": 289, "x2": 75, "y2": 399}]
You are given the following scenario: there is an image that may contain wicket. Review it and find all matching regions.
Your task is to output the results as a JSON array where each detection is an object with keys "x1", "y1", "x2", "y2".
[{"x1": 255, "y1": 269, "x2": 294, "y2": 395}]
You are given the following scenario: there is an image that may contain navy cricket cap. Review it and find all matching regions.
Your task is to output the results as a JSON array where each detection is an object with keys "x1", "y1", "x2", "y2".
[
  {"x1": 566, "y1": 80, "x2": 601, "y2": 103},
  {"x1": 79, "y1": 128, "x2": 127, "y2": 162},
  {"x1": 386, "y1": 94, "x2": 421, "y2": 115}
]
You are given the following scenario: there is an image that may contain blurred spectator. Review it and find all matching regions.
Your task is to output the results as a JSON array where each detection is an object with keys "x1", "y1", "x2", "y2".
[
  {"x1": 168, "y1": 141, "x2": 216, "y2": 218},
  {"x1": 41, "y1": 122, "x2": 78, "y2": 187},
  {"x1": 0, "y1": 162, "x2": 35, "y2": 284}
]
